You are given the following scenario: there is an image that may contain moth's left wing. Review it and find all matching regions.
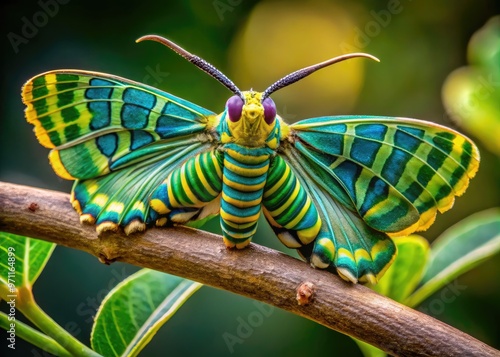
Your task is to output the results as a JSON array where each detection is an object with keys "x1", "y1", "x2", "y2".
[
  {"x1": 275, "y1": 115, "x2": 479, "y2": 283},
  {"x1": 289, "y1": 116, "x2": 479, "y2": 236}
]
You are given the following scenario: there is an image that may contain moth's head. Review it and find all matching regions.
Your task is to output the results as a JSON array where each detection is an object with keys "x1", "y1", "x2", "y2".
[{"x1": 224, "y1": 91, "x2": 277, "y2": 146}]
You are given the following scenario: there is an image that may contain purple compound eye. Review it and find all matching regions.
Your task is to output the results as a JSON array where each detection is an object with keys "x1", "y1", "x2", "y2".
[
  {"x1": 263, "y1": 97, "x2": 276, "y2": 125},
  {"x1": 226, "y1": 95, "x2": 244, "y2": 122}
]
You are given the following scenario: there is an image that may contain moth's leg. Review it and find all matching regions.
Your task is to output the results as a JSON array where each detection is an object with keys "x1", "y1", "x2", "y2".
[
  {"x1": 150, "y1": 150, "x2": 223, "y2": 225},
  {"x1": 262, "y1": 156, "x2": 322, "y2": 248}
]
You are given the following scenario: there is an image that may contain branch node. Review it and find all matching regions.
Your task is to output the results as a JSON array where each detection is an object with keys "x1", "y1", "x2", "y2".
[
  {"x1": 296, "y1": 281, "x2": 315, "y2": 306},
  {"x1": 27, "y1": 202, "x2": 39, "y2": 212},
  {"x1": 97, "y1": 254, "x2": 117, "y2": 265}
]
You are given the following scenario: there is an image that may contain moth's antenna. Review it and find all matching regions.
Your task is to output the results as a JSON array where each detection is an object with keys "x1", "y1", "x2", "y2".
[
  {"x1": 137, "y1": 35, "x2": 243, "y2": 99},
  {"x1": 262, "y1": 53, "x2": 380, "y2": 99}
]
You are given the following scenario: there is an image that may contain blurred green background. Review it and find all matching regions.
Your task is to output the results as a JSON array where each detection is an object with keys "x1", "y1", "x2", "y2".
[{"x1": 1, "y1": 0, "x2": 499, "y2": 356}]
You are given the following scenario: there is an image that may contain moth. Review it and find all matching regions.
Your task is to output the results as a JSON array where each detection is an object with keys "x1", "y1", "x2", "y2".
[{"x1": 22, "y1": 35, "x2": 479, "y2": 283}]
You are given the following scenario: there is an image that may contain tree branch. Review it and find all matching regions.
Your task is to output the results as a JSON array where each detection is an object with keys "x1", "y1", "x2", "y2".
[{"x1": 0, "y1": 181, "x2": 497, "y2": 357}]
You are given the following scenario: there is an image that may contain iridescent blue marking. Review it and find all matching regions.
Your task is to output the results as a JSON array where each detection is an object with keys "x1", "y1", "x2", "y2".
[
  {"x1": 130, "y1": 130, "x2": 154, "y2": 150},
  {"x1": 355, "y1": 124, "x2": 387, "y2": 140},
  {"x1": 96, "y1": 211, "x2": 120, "y2": 224},
  {"x1": 332, "y1": 160, "x2": 362, "y2": 200},
  {"x1": 155, "y1": 102, "x2": 205, "y2": 138},
  {"x1": 96, "y1": 133, "x2": 118, "y2": 157},
  {"x1": 89, "y1": 102, "x2": 111, "y2": 130},
  {"x1": 350, "y1": 138, "x2": 381, "y2": 168},
  {"x1": 89, "y1": 78, "x2": 116, "y2": 87},
  {"x1": 360, "y1": 177, "x2": 389, "y2": 216},
  {"x1": 121, "y1": 104, "x2": 149, "y2": 129},
  {"x1": 398, "y1": 125, "x2": 425, "y2": 139},
  {"x1": 123, "y1": 87, "x2": 156, "y2": 109},
  {"x1": 150, "y1": 184, "x2": 168, "y2": 206},
  {"x1": 298, "y1": 131, "x2": 344, "y2": 155},
  {"x1": 85, "y1": 80, "x2": 116, "y2": 129},
  {"x1": 162, "y1": 101, "x2": 197, "y2": 119},
  {"x1": 86, "y1": 83, "x2": 113, "y2": 100},
  {"x1": 82, "y1": 203, "x2": 104, "y2": 220},
  {"x1": 394, "y1": 129, "x2": 421, "y2": 153},
  {"x1": 123, "y1": 208, "x2": 149, "y2": 225},
  {"x1": 381, "y1": 148, "x2": 412, "y2": 185}
]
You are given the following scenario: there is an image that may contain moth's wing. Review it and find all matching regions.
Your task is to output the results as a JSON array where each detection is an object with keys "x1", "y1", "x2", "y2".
[
  {"x1": 289, "y1": 116, "x2": 479, "y2": 236},
  {"x1": 71, "y1": 139, "x2": 214, "y2": 234},
  {"x1": 22, "y1": 70, "x2": 218, "y2": 179},
  {"x1": 278, "y1": 146, "x2": 396, "y2": 284},
  {"x1": 22, "y1": 70, "x2": 219, "y2": 233},
  {"x1": 274, "y1": 115, "x2": 479, "y2": 283}
]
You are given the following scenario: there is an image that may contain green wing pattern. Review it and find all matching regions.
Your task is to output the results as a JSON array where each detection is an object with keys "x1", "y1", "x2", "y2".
[
  {"x1": 280, "y1": 147, "x2": 396, "y2": 284},
  {"x1": 22, "y1": 70, "x2": 218, "y2": 233},
  {"x1": 290, "y1": 116, "x2": 480, "y2": 237},
  {"x1": 276, "y1": 116, "x2": 479, "y2": 282},
  {"x1": 22, "y1": 70, "x2": 217, "y2": 179},
  {"x1": 72, "y1": 140, "x2": 213, "y2": 234}
]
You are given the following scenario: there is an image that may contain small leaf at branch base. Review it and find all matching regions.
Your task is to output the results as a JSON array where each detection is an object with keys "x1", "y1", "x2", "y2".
[{"x1": 0, "y1": 232, "x2": 55, "y2": 298}]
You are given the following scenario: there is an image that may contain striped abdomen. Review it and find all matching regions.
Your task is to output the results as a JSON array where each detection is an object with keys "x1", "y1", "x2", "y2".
[
  {"x1": 262, "y1": 156, "x2": 321, "y2": 248},
  {"x1": 220, "y1": 145, "x2": 271, "y2": 248}
]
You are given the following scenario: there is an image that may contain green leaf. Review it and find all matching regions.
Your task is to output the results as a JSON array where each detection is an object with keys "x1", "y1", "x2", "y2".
[
  {"x1": 372, "y1": 235, "x2": 430, "y2": 303},
  {"x1": 91, "y1": 269, "x2": 202, "y2": 357},
  {"x1": 405, "y1": 208, "x2": 500, "y2": 307},
  {"x1": 442, "y1": 66, "x2": 500, "y2": 156},
  {"x1": 442, "y1": 16, "x2": 500, "y2": 156},
  {"x1": 0, "y1": 232, "x2": 55, "y2": 298},
  {"x1": 0, "y1": 233, "x2": 98, "y2": 356},
  {"x1": 353, "y1": 339, "x2": 387, "y2": 357},
  {"x1": 468, "y1": 16, "x2": 500, "y2": 69}
]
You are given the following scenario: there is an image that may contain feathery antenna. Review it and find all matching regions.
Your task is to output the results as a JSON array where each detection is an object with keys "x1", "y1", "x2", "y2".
[
  {"x1": 137, "y1": 35, "x2": 243, "y2": 99},
  {"x1": 262, "y1": 53, "x2": 380, "y2": 99}
]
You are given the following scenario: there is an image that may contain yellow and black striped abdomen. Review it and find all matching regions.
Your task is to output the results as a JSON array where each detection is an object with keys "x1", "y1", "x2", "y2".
[
  {"x1": 220, "y1": 145, "x2": 271, "y2": 248},
  {"x1": 262, "y1": 156, "x2": 321, "y2": 248}
]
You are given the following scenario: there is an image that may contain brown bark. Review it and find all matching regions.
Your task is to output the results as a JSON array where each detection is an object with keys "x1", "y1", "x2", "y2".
[{"x1": 0, "y1": 181, "x2": 498, "y2": 357}]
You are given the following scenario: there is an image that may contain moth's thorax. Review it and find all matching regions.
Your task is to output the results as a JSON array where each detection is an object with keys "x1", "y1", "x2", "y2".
[{"x1": 221, "y1": 91, "x2": 279, "y2": 149}]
